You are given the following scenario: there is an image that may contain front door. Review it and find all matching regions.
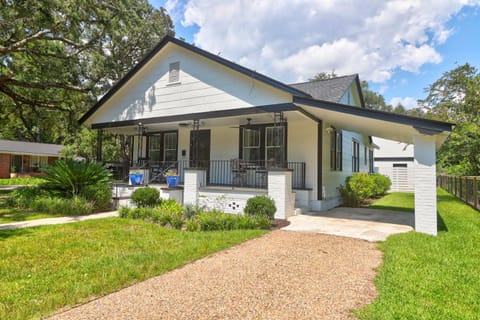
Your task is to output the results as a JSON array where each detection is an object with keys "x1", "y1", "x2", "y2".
[{"x1": 190, "y1": 130, "x2": 211, "y2": 179}]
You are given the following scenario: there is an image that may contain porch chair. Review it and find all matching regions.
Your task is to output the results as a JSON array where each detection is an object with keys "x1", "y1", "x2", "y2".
[{"x1": 231, "y1": 158, "x2": 246, "y2": 187}]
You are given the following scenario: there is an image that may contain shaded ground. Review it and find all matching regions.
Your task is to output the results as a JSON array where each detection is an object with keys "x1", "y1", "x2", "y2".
[{"x1": 49, "y1": 231, "x2": 381, "y2": 320}]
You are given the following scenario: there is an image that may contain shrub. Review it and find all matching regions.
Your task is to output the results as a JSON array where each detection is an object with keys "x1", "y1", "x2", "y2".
[
  {"x1": 81, "y1": 183, "x2": 112, "y2": 210},
  {"x1": 31, "y1": 197, "x2": 94, "y2": 215},
  {"x1": 185, "y1": 218, "x2": 201, "y2": 231},
  {"x1": 5, "y1": 186, "x2": 47, "y2": 208},
  {"x1": 338, "y1": 173, "x2": 390, "y2": 207},
  {"x1": 372, "y1": 173, "x2": 391, "y2": 196},
  {"x1": 41, "y1": 160, "x2": 112, "y2": 198},
  {"x1": 152, "y1": 199, "x2": 184, "y2": 229},
  {"x1": 194, "y1": 211, "x2": 271, "y2": 231},
  {"x1": 183, "y1": 204, "x2": 205, "y2": 219},
  {"x1": 131, "y1": 187, "x2": 160, "y2": 207},
  {"x1": 244, "y1": 195, "x2": 276, "y2": 220}
]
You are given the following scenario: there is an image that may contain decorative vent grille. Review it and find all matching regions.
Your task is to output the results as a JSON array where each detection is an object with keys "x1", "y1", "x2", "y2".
[{"x1": 169, "y1": 61, "x2": 180, "y2": 83}]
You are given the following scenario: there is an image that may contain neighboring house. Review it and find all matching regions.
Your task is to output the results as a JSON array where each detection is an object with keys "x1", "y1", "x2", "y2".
[
  {"x1": 80, "y1": 36, "x2": 453, "y2": 235},
  {"x1": 373, "y1": 137, "x2": 414, "y2": 192},
  {"x1": 0, "y1": 139, "x2": 63, "y2": 178}
]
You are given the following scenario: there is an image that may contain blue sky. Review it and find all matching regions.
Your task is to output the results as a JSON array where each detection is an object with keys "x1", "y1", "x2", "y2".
[{"x1": 150, "y1": 0, "x2": 480, "y2": 109}]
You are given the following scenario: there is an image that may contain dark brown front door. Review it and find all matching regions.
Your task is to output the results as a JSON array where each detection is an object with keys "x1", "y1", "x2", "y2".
[{"x1": 190, "y1": 130, "x2": 211, "y2": 173}]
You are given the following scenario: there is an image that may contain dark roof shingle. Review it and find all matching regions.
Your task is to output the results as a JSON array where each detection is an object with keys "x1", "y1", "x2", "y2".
[{"x1": 289, "y1": 74, "x2": 358, "y2": 103}]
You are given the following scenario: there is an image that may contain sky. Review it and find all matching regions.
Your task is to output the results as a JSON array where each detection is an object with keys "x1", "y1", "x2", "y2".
[{"x1": 150, "y1": 0, "x2": 480, "y2": 109}]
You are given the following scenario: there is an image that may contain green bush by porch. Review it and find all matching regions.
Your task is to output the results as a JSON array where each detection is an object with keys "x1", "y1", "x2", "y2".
[{"x1": 358, "y1": 189, "x2": 480, "y2": 319}]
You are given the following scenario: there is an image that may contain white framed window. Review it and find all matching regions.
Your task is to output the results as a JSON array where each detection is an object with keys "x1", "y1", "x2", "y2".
[
  {"x1": 163, "y1": 132, "x2": 177, "y2": 161},
  {"x1": 30, "y1": 155, "x2": 48, "y2": 169},
  {"x1": 265, "y1": 126, "x2": 284, "y2": 162},
  {"x1": 242, "y1": 128, "x2": 261, "y2": 161},
  {"x1": 330, "y1": 128, "x2": 342, "y2": 171}
]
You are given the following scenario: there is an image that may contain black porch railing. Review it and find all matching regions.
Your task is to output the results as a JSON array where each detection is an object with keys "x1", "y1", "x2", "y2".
[{"x1": 122, "y1": 159, "x2": 306, "y2": 189}]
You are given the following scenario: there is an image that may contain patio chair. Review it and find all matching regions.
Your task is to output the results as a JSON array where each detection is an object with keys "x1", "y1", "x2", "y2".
[{"x1": 231, "y1": 158, "x2": 246, "y2": 186}]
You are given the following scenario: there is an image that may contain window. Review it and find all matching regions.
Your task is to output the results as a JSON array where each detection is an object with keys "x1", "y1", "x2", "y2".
[
  {"x1": 266, "y1": 126, "x2": 284, "y2": 163},
  {"x1": 242, "y1": 128, "x2": 261, "y2": 161},
  {"x1": 352, "y1": 140, "x2": 360, "y2": 172},
  {"x1": 169, "y1": 61, "x2": 180, "y2": 83},
  {"x1": 149, "y1": 136, "x2": 162, "y2": 162},
  {"x1": 240, "y1": 124, "x2": 286, "y2": 163},
  {"x1": 330, "y1": 128, "x2": 342, "y2": 171},
  {"x1": 364, "y1": 146, "x2": 368, "y2": 165},
  {"x1": 147, "y1": 132, "x2": 178, "y2": 163},
  {"x1": 29, "y1": 155, "x2": 48, "y2": 170},
  {"x1": 369, "y1": 148, "x2": 374, "y2": 173},
  {"x1": 163, "y1": 132, "x2": 177, "y2": 161}
]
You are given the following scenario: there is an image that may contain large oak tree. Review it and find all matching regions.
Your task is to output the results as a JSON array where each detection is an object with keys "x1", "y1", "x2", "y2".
[{"x1": 0, "y1": 0, "x2": 173, "y2": 143}]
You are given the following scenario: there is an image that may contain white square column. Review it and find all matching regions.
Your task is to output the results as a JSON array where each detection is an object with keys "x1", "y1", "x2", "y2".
[
  {"x1": 268, "y1": 169, "x2": 295, "y2": 219},
  {"x1": 413, "y1": 134, "x2": 437, "y2": 236},
  {"x1": 183, "y1": 168, "x2": 206, "y2": 206}
]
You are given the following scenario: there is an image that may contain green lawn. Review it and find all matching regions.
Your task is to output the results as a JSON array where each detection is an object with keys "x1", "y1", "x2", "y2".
[
  {"x1": 0, "y1": 218, "x2": 267, "y2": 319},
  {"x1": 369, "y1": 192, "x2": 414, "y2": 212},
  {"x1": 0, "y1": 190, "x2": 64, "y2": 224},
  {"x1": 358, "y1": 189, "x2": 480, "y2": 319},
  {"x1": 0, "y1": 177, "x2": 44, "y2": 186}
]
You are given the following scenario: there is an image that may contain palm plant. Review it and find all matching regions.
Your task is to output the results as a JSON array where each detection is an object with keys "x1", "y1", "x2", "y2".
[{"x1": 41, "y1": 160, "x2": 112, "y2": 198}]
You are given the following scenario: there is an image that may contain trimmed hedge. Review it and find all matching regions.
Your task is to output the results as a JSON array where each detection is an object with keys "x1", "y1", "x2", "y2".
[
  {"x1": 119, "y1": 199, "x2": 272, "y2": 231},
  {"x1": 131, "y1": 187, "x2": 160, "y2": 207},
  {"x1": 244, "y1": 195, "x2": 276, "y2": 220},
  {"x1": 338, "y1": 173, "x2": 392, "y2": 207}
]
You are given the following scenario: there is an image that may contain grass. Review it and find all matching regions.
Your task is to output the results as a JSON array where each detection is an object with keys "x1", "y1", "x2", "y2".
[
  {"x1": 358, "y1": 189, "x2": 480, "y2": 319},
  {"x1": 0, "y1": 177, "x2": 44, "y2": 186},
  {"x1": 0, "y1": 190, "x2": 64, "y2": 224},
  {"x1": 0, "y1": 218, "x2": 267, "y2": 319},
  {"x1": 368, "y1": 192, "x2": 414, "y2": 212}
]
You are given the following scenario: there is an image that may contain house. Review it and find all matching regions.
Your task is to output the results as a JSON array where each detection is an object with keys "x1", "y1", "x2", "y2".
[
  {"x1": 0, "y1": 139, "x2": 63, "y2": 178},
  {"x1": 373, "y1": 137, "x2": 414, "y2": 192},
  {"x1": 80, "y1": 36, "x2": 453, "y2": 235}
]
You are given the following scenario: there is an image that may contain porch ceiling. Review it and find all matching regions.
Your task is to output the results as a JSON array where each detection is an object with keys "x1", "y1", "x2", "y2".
[{"x1": 294, "y1": 97, "x2": 453, "y2": 148}]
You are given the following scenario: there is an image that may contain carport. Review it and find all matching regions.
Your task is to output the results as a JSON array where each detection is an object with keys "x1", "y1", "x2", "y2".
[{"x1": 293, "y1": 96, "x2": 454, "y2": 236}]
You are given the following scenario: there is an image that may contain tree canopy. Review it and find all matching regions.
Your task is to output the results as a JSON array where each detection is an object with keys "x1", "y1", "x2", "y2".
[
  {"x1": 421, "y1": 63, "x2": 480, "y2": 175},
  {"x1": 0, "y1": 0, "x2": 173, "y2": 143}
]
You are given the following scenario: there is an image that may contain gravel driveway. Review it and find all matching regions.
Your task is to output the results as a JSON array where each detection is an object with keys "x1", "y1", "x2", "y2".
[{"x1": 49, "y1": 231, "x2": 382, "y2": 320}]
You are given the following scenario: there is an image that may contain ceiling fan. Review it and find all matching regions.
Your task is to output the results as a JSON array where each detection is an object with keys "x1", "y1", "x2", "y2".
[{"x1": 230, "y1": 117, "x2": 253, "y2": 129}]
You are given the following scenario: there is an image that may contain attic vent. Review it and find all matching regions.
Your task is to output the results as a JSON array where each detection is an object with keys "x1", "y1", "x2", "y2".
[{"x1": 169, "y1": 61, "x2": 180, "y2": 83}]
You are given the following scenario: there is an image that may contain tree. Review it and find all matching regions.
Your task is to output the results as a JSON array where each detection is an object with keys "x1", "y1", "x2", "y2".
[
  {"x1": 421, "y1": 63, "x2": 480, "y2": 175},
  {"x1": 0, "y1": 0, "x2": 173, "y2": 143},
  {"x1": 360, "y1": 81, "x2": 392, "y2": 112},
  {"x1": 309, "y1": 71, "x2": 338, "y2": 81}
]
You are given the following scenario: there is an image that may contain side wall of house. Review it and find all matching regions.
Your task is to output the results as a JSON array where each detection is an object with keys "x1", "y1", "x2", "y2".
[{"x1": 314, "y1": 86, "x2": 371, "y2": 210}]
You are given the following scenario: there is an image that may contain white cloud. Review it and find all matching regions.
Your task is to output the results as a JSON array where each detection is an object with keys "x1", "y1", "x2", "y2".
[
  {"x1": 390, "y1": 97, "x2": 420, "y2": 109},
  {"x1": 176, "y1": 0, "x2": 479, "y2": 83}
]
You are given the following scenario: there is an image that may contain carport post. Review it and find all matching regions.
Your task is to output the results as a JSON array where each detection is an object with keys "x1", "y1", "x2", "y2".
[{"x1": 413, "y1": 134, "x2": 437, "y2": 236}]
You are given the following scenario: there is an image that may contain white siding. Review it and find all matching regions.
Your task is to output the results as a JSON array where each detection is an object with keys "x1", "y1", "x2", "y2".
[{"x1": 87, "y1": 44, "x2": 291, "y2": 126}]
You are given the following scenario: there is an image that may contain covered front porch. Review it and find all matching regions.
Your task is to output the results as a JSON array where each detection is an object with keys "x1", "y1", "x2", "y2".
[{"x1": 102, "y1": 108, "x2": 312, "y2": 218}]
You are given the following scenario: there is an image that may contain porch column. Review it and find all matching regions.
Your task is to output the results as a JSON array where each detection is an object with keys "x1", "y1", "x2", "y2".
[
  {"x1": 268, "y1": 169, "x2": 295, "y2": 219},
  {"x1": 413, "y1": 134, "x2": 437, "y2": 236},
  {"x1": 183, "y1": 168, "x2": 206, "y2": 206}
]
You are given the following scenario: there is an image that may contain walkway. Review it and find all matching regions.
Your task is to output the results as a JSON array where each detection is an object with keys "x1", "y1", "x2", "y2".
[
  {"x1": 49, "y1": 230, "x2": 382, "y2": 320},
  {"x1": 283, "y1": 207, "x2": 414, "y2": 242},
  {"x1": 0, "y1": 211, "x2": 119, "y2": 230}
]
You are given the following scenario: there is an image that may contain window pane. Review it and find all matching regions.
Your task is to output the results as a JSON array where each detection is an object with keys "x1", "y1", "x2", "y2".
[
  {"x1": 266, "y1": 127, "x2": 283, "y2": 147},
  {"x1": 149, "y1": 135, "x2": 161, "y2": 162},
  {"x1": 163, "y1": 132, "x2": 177, "y2": 161},
  {"x1": 243, "y1": 129, "x2": 260, "y2": 147}
]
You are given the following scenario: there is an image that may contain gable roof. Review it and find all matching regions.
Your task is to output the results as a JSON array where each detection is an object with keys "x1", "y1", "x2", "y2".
[
  {"x1": 0, "y1": 139, "x2": 63, "y2": 156},
  {"x1": 290, "y1": 74, "x2": 365, "y2": 108},
  {"x1": 79, "y1": 35, "x2": 310, "y2": 125}
]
